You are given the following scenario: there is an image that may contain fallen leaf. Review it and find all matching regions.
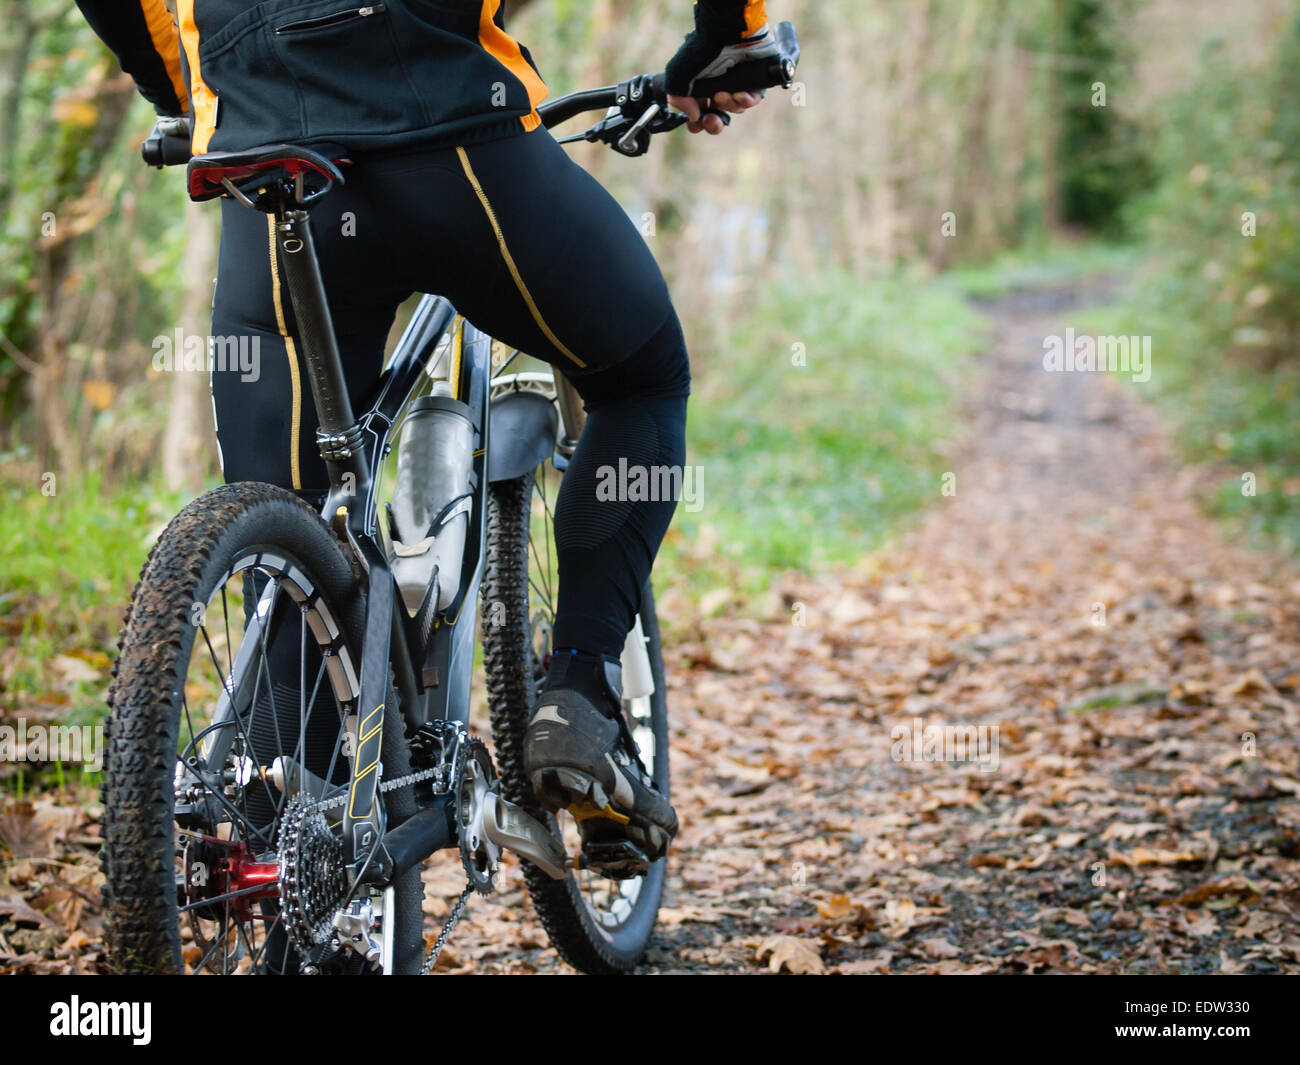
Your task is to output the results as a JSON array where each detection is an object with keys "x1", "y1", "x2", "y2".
[
  {"x1": 1108, "y1": 846, "x2": 1204, "y2": 869},
  {"x1": 817, "y1": 894, "x2": 855, "y2": 920},
  {"x1": 919, "y1": 936, "x2": 962, "y2": 959},
  {"x1": 756, "y1": 935, "x2": 825, "y2": 975},
  {"x1": 0, "y1": 895, "x2": 54, "y2": 929},
  {"x1": 882, "y1": 898, "x2": 917, "y2": 938},
  {"x1": 834, "y1": 952, "x2": 892, "y2": 974}
]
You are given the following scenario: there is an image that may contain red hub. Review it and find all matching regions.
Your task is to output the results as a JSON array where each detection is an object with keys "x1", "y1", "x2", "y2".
[{"x1": 191, "y1": 837, "x2": 280, "y2": 921}]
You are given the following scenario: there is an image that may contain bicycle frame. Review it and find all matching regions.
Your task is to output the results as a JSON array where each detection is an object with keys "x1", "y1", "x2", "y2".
[
  {"x1": 263, "y1": 197, "x2": 586, "y2": 879},
  {"x1": 187, "y1": 17, "x2": 799, "y2": 887}
]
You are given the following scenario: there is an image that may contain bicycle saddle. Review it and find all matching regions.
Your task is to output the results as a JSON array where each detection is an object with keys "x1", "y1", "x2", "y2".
[{"x1": 187, "y1": 143, "x2": 346, "y2": 206}]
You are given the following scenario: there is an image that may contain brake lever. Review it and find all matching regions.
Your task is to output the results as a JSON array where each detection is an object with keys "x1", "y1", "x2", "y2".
[
  {"x1": 617, "y1": 101, "x2": 661, "y2": 153},
  {"x1": 553, "y1": 94, "x2": 727, "y2": 156}
]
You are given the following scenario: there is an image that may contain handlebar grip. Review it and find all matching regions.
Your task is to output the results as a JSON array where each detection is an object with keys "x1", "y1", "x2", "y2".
[
  {"x1": 142, "y1": 132, "x2": 192, "y2": 168},
  {"x1": 142, "y1": 116, "x2": 193, "y2": 168},
  {"x1": 690, "y1": 56, "x2": 792, "y2": 98},
  {"x1": 687, "y1": 20, "x2": 800, "y2": 99}
]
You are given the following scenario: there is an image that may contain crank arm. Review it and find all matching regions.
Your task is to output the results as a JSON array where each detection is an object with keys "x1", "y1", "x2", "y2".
[{"x1": 482, "y1": 793, "x2": 569, "y2": 880}]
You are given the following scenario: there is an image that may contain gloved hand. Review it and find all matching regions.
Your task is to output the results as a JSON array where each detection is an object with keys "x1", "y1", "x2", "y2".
[
  {"x1": 153, "y1": 114, "x2": 190, "y2": 139},
  {"x1": 665, "y1": 4, "x2": 778, "y2": 135}
]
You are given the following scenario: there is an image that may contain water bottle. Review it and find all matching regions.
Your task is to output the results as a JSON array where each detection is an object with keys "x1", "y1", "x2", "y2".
[{"x1": 389, "y1": 381, "x2": 475, "y2": 617}]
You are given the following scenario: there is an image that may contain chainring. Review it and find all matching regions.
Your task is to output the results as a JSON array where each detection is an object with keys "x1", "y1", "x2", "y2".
[{"x1": 454, "y1": 738, "x2": 502, "y2": 894}]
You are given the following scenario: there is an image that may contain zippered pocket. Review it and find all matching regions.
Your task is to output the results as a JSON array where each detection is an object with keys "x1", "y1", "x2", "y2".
[
  {"x1": 268, "y1": 0, "x2": 430, "y2": 138},
  {"x1": 276, "y1": 4, "x2": 386, "y2": 35}
]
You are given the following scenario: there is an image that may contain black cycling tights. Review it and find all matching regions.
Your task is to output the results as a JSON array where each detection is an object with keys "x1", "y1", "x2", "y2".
[{"x1": 210, "y1": 128, "x2": 690, "y2": 661}]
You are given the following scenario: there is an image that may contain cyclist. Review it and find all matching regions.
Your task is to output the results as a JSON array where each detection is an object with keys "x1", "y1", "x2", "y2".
[{"x1": 76, "y1": 0, "x2": 777, "y2": 877}]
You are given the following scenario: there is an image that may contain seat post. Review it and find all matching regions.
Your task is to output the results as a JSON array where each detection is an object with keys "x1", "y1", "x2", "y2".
[
  {"x1": 273, "y1": 204, "x2": 357, "y2": 439},
  {"x1": 272, "y1": 202, "x2": 374, "y2": 527}
]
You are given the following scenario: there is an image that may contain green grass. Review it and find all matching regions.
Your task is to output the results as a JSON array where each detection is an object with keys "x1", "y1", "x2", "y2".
[
  {"x1": 947, "y1": 239, "x2": 1139, "y2": 301},
  {"x1": 0, "y1": 457, "x2": 193, "y2": 724},
  {"x1": 654, "y1": 266, "x2": 988, "y2": 603},
  {"x1": 1075, "y1": 297, "x2": 1300, "y2": 555}
]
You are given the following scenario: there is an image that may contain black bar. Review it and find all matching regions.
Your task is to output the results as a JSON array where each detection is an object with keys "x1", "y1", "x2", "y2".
[
  {"x1": 383, "y1": 796, "x2": 455, "y2": 878},
  {"x1": 538, "y1": 85, "x2": 618, "y2": 129},
  {"x1": 274, "y1": 209, "x2": 356, "y2": 435}
]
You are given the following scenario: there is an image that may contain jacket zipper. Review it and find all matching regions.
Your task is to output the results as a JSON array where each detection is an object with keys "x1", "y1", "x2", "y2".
[{"x1": 276, "y1": 4, "x2": 386, "y2": 35}]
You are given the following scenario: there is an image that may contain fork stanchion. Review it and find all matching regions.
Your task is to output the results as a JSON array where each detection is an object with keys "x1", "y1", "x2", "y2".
[{"x1": 553, "y1": 369, "x2": 586, "y2": 458}]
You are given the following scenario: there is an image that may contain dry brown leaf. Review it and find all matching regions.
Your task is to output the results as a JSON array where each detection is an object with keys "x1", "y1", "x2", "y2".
[
  {"x1": 882, "y1": 898, "x2": 917, "y2": 938},
  {"x1": 834, "y1": 952, "x2": 893, "y2": 975},
  {"x1": 1108, "y1": 846, "x2": 1204, "y2": 869},
  {"x1": 756, "y1": 935, "x2": 825, "y2": 975},
  {"x1": 1100, "y1": 821, "x2": 1164, "y2": 842},
  {"x1": 0, "y1": 895, "x2": 54, "y2": 929},
  {"x1": 919, "y1": 936, "x2": 962, "y2": 959},
  {"x1": 657, "y1": 906, "x2": 723, "y2": 926},
  {"x1": 817, "y1": 894, "x2": 855, "y2": 920}
]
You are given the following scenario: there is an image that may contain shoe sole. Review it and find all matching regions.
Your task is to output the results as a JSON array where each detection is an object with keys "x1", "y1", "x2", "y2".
[{"x1": 531, "y1": 766, "x2": 671, "y2": 879}]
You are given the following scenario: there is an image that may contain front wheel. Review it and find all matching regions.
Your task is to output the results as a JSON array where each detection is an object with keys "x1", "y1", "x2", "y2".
[{"x1": 482, "y1": 467, "x2": 670, "y2": 974}]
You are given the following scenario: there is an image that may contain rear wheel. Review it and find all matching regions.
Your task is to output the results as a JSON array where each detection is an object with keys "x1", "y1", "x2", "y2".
[
  {"x1": 482, "y1": 466, "x2": 669, "y2": 974},
  {"x1": 102, "y1": 482, "x2": 423, "y2": 974}
]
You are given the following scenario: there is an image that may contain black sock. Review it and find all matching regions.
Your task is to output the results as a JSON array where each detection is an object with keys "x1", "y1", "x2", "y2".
[{"x1": 543, "y1": 647, "x2": 623, "y2": 718}]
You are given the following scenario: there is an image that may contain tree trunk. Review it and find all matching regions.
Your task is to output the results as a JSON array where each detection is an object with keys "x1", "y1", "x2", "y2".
[{"x1": 162, "y1": 198, "x2": 219, "y2": 493}]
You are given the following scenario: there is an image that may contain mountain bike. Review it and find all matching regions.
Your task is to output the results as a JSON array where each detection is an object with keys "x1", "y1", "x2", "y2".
[{"x1": 103, "y1": 22, "x2": 800, "y2": 975}]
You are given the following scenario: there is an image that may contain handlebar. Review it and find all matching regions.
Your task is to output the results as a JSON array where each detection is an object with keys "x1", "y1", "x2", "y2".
[
  {"x1": 144, "y1": 20, "x2": 800, "y2": 167},
  {"x1": 537, "y1": 87, "x2": 623, "y2": 130}
]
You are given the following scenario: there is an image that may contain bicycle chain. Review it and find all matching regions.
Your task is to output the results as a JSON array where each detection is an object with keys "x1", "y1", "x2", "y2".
[
  {"x1": 297, "y1": 762, "x2": 445, "y2": 815},
  {"x1": 420, "y1": 884, "x2": 474, "y2": 974}
]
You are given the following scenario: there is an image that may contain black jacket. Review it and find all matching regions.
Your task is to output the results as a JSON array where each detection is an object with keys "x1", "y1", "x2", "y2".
[{"x1": 76, "y1": 1, "x2": 769, "y2": 155}]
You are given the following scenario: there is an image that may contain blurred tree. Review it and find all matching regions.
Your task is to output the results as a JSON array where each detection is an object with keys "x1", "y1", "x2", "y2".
[{"x1": 1056, "y1": 0, "x2": 1154, "y2": 233}]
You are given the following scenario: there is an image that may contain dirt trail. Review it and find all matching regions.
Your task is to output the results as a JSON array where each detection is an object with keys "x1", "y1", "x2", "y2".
[
  {"x1": 5, "y1": 283, "x2": 1299, "y2": 975},
  {"x1": 454, "y1": 282, "x2": 1300, "y2": 973}
]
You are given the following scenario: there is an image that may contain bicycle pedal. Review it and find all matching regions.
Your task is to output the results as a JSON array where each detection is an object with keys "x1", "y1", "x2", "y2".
[
  {"x1": 577, "y1": 836, "x2": 649, "y2": 881},
  {"x1": 565, "y1": 797, "x2": 630, "y2": 827}
]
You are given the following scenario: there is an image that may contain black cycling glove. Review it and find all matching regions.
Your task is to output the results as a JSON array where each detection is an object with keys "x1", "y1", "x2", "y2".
[{"x1": 665, "y1": 1, "x2": 778, "y2": 98}]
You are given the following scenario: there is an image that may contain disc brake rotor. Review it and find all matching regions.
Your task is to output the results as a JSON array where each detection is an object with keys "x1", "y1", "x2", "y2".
[{"x1": 182, "y1": 837, "x2": 247, "y2": 973}]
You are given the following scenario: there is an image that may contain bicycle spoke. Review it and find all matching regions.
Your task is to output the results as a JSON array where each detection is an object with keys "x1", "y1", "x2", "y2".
[
  {"x1": 248, "y1": 911, "x2": 287, "y2": 973},
  {"x1": 491, "y1": 345, "x2": 521, "y2": 380},
  {"x1": 541, "y1": 470, "x2": 555, "y2": 605},
  {"x1": 251, "y1": 575, "x2": 285, "y2": 765},
  {"x1": 222, "y1": 583, "x2": 233, "y2": 679},
  {"x1": 178, "y1": 882, "x2": 272, "y2": 914},
  {"x1": 180, "y1": 689, "x2": 199, "y2": 770},
  {"x1": 189, "y1": 615, "x2": 280, "y2": 847},
  {"x1": 191, "y1": 922, "x2": 233, "y2": 974}
]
